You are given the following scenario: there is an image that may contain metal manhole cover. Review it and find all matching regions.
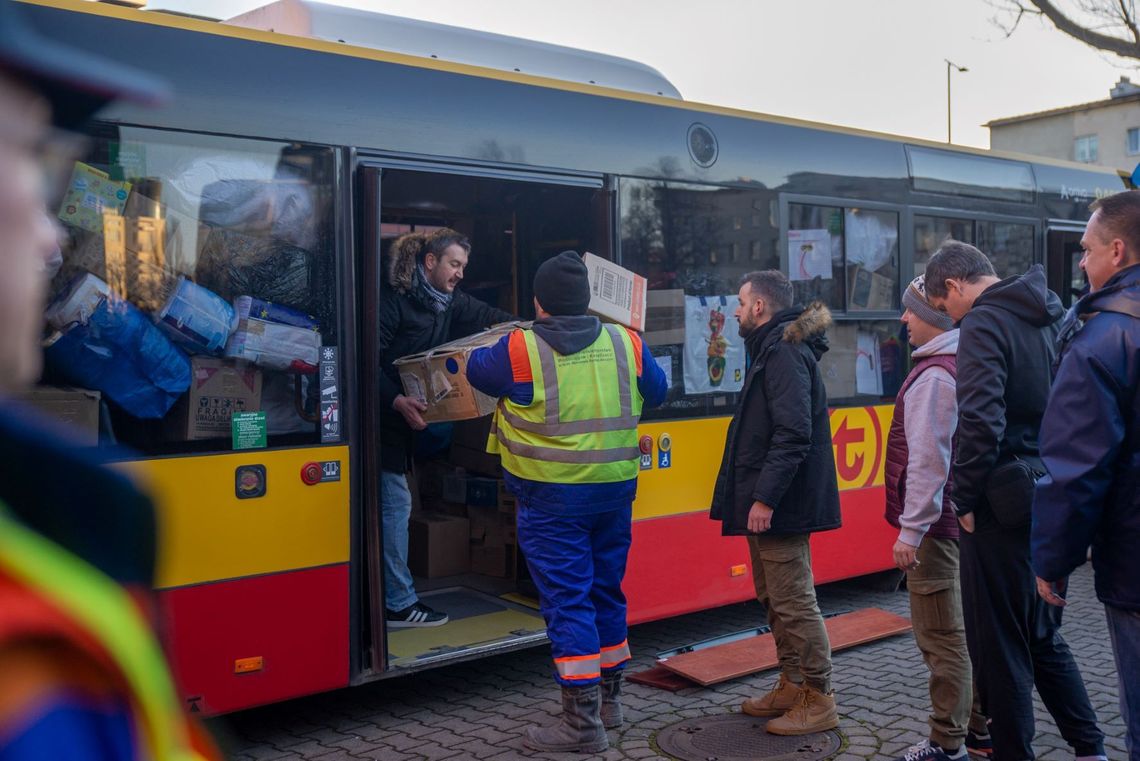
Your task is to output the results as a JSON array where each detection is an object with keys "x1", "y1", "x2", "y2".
[{"x1": 655, "y1": 714, "x2": 843, "y2": 761}]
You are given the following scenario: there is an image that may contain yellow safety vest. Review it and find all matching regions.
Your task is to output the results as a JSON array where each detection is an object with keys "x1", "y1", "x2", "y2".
[
  {"x1": 0, "y1": 503, "x2": 211, "y2": 761},
  {"x1": 488, "y1": 324, "x2": 643, "y2": 484}
]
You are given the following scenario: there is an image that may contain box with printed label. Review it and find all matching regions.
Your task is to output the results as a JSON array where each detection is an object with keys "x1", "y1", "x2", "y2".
[
  {"x1": 167, "y1": 357, "x2": 263, "y2": 440},
  {"x1": 393, "y1": 322, "x2": 528, "y2": 423},
  {"x1": 582, "y1": 252, "x2": 647, "y2": 331}
]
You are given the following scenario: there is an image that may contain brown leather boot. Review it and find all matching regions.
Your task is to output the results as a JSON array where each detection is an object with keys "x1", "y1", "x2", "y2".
[
  {"x1": 765, "y1": 684, "x2": 839, "y2": 735},
  {"x1": 599, "y1": 670, "x2": 623, "y2": 729},
  {"x1": 523, "y1": 686, "x2": 609, "y2": 753},
  {"x1": 741, "y1": 673, "x2": 804, "y2": 717}
]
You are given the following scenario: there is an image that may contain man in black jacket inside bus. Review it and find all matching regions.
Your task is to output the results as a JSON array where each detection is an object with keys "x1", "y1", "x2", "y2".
[
  {"x1": 378, "y1": 229, "x2": 513, "y2": 627},
  {"x1": 925, "y1": 241, "x2": 1105, "y2": 761}
]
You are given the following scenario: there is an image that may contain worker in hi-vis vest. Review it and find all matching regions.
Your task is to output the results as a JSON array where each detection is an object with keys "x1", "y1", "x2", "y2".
[{"x1": 467, "y1": 251, "x2": 666, "y2": 754}]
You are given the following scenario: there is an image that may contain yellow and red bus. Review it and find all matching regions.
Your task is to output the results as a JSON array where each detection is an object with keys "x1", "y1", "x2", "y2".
[{"x1": 21, "y1": 0, "x2": 1122, "y2": 715}]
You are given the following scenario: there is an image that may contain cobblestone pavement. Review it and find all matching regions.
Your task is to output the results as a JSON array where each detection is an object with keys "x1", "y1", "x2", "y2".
[{"x1": 212, "y1": 564, "x2": 1125, "y2": 760}]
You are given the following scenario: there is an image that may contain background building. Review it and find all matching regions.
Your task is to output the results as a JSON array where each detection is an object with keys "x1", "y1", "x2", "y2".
[{"x1": 987, "y1": 77, "x2": 1140, "y2": 173}]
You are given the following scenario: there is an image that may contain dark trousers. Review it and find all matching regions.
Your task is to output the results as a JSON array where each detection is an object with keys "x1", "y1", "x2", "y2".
[{"x1": 959, "y1": 509, "x2": 1104, "y2": 760}]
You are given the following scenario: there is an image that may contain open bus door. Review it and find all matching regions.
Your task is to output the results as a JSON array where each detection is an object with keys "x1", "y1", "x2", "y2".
[
  {"x1": 356, "y1": 161, "x2": 614, "y2": 676},
  {"x1": 1046, "y1": 225, "x2": 1087, "y2": 309}
]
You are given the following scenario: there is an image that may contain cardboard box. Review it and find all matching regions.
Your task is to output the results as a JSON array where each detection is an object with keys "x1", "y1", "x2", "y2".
[
  {"x1": 394, "y1": 322, "x2": 528, "y2": 424},
  {"x1": 468, "y1": 505, "x2": 517, "y2": 578},
  {"x1": 497, "y1": 480, "x2": 517, "y2": 515},
  {"x1": 442, "y1": 473, "x2": 499, "y2": 507},
  {"x1": 416, "y1": 459, "x2": 462, "y2": 499},
  {"x1": 168, "y1": 357, "x2": 263, "y2": 440},
  {"x1": 17, "y1": 386, "x2": 100, "y2": 446},
  {"x1": 583, "y1": 252, "x2": 647, "y2": 331},
  {"x1": 420, "y1": 496, "x2": 468, "y2": 518},
  {"x1": 408, "y1": 512, "x2": 470, "y2": 578},
  {"x1": 643, "y1": 288, "x2": 686, "y2": 346}
]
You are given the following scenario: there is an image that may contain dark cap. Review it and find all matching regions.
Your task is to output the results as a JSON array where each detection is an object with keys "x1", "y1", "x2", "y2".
[
  {"x1": 0, "y1": 0, "x2": 168, "y2": 128},
  {"x1": 534, "y1": 251, "x2": 591, "y2": 316}
]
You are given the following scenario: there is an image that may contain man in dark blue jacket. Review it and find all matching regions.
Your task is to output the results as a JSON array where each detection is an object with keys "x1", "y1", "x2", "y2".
[
  {"x1": 1033, "y1": 190, "x2": 1140, "y2": 761},
  {"x1": 925, "y1": 243, "x2": 1105, "y2": 761}
]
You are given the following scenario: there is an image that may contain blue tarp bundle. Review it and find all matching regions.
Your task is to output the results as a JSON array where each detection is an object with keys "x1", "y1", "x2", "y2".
[{"x1": 46, "y1": 297, "x2": 191, "y2": 419}]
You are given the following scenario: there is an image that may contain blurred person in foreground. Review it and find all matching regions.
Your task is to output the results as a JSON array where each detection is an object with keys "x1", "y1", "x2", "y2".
[
  {"x1": 1033, "y1": 190, "x2": 1140, "y2": 761},
  {"x1": 884, "y1": 276, "x2": 990, "y2": 761},
  {"x1": 0, "y1": 1, "x2": 219, "y2": 758},
  {"x1": 924, "y1": 242, "x2": 1104, "y2": 761}
]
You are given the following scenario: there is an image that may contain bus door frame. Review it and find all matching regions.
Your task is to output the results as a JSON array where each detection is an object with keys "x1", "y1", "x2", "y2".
[
  {"x1": 354, "y1": 156, "x2": 606, "y2": 677},
  {"x1": 1045, "y1": 221, "x2": 1088, "y2": 308}
]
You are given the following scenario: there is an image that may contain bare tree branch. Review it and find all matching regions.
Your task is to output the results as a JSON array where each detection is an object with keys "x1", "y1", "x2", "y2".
[{"x1": 1027, "y1": 0, "x2": 1140, "y2": 59}]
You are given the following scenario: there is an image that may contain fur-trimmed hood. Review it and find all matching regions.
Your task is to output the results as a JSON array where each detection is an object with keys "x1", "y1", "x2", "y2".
[
  {"x1": 385, "y1": 241, "x2": 418, "y2": 295},
  {"x1": 782, "y1": 301, "x2": 832, "y2": 345}
]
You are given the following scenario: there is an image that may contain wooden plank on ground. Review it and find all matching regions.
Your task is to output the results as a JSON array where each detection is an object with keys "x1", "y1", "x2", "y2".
[
  {"x1": 626, "y1": 665, "x2": 698, "y2": 692},
  {"x1": 656, "y1": 607, "x2": 911, "y2": 687}
]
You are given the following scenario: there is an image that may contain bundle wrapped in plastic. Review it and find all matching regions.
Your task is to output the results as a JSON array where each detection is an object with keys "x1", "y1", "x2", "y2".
[
  {"x1": 155, "y1": 277, "x2": 236, "y2": 355},
  {"x1": 225, "y1": 296, "x2": 321, "y2": 374},
  {"x1": 43, "y1": 273, "x2": 191, "y2": 419},
  {"x1": 195, "y1": 226, "x2": 315, "y2": 311}
]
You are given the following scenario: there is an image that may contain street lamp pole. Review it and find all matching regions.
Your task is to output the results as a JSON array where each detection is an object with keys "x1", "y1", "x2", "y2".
[{"x1": 946, "y1": 59, "x2": 968, "y2": 144}]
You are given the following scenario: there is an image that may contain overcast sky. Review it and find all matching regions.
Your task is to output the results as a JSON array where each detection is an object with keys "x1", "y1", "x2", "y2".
[{"x1": 143, "y1": 0, "x2": 1137, "y2": 151}]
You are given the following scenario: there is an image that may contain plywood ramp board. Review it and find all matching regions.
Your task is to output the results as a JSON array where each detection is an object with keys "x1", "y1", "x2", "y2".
[{"x1": 657, "y1": 607, "x2": 911, "y2": 687}]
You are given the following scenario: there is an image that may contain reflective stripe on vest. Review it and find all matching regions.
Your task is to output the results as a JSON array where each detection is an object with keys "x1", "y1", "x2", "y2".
[
  {"x1": 0, "y1": 505, "x2": 207, "y2": 761},
  {"x1": 554, "y1": 653, "x2": 602, "y2": 681},
  {"x1": 600, "y1": 639, "x2": 631, "y2": 669},
  {"x1": 489, "y1": 325, "x2": 642, "y2": 483}
]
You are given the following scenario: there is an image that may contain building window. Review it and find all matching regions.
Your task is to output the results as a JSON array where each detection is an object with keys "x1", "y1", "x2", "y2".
[
  {"x1": 1128, "y1": 128, "x2": 1140, "y2": 156},
  {"x1": 1074, "y1": 134, "x2": 1099, "y2": 163}
]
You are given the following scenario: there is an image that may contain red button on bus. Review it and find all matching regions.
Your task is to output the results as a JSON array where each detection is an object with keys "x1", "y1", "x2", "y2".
[
  {"x1": 638, "y1": 435, "x2": 653, "y2": 455},
  {"x1": 301, "y1": 462, "x2": 322, "y2": 485}
]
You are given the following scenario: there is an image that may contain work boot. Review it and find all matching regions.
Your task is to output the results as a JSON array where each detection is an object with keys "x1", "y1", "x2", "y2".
[
  {"x1": 766, "y1": 684, "x2": 839, "y2": 735},
  {"x1": 742, "y1": 673, "x2": 804, "y2": 717},
  {"x1": 599, "y1": 670, "x2": 624, "y2": 729},
  {"x1": 523, "y1": 685, "x2": 608, "y2": 753}
]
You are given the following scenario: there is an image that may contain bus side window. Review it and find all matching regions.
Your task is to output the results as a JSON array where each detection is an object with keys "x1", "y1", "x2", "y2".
[{"x1": 36, "y1": 128, "x2": 338, "y2": 454}]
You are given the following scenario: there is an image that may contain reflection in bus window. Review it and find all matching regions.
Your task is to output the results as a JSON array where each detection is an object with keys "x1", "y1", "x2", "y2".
[
  {"x1": 39, "y1": 128, "x2": 337, "y2": 454},
  {"x1": 913, "y1": 215, "x2": 974, "y2": 277},
  {"x1": 977, "y1": 220, "x2": 1035, "y2": 278},
  {"x1": 620, "y1": 179, "x2": 777, "y2": 420},
  {"x1": 788, "y1": 203, "x2": 899, "y2": 313}
]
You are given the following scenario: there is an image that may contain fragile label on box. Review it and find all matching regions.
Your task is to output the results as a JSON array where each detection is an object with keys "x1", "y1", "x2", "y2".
[{"x1": 232, "y1": 411, "x2": 267, "y2": 450}]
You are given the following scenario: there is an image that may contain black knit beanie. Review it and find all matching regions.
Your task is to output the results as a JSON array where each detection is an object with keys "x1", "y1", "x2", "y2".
[{"x1": 533, "y1": 251, "x2": 591, "y2": 316}]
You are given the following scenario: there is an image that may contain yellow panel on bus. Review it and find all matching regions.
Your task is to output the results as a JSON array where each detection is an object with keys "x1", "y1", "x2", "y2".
[
  {"x1": 120, "y1": 447, "x2": 350, "y2": 590},
  {"x1": 632, "y1": 405, "x2": 894, "y2": 520}
]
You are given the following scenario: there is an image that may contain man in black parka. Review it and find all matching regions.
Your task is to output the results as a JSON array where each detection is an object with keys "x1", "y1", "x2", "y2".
[
  {"x1": 925, "y1": 242, "x2": 1105, "y2": 761},
  {"x1": 378, "y1": 229, "x2": 513, "y2": 627},
  {"x1": 710, "y1": 270, "x2": 841, "y2": 736}
]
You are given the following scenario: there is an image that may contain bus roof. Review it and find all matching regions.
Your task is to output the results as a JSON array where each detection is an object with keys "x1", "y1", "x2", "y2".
[
  {"x1": 223, "y1": 0, "x2": 682, "y2": 99},
  {"x1": 22, "y1": 0, "x2": 1124, "y2": 180}
]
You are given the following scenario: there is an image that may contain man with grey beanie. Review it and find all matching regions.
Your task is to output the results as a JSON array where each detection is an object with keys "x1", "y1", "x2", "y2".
[{"x1": 884, "y1": 275, "x2": 989, "y2": 761}]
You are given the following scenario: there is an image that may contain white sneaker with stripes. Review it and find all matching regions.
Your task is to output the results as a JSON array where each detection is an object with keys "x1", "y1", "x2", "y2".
[{"x1": 386, "y1": 601, "x2": 449, "y2": 628}]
